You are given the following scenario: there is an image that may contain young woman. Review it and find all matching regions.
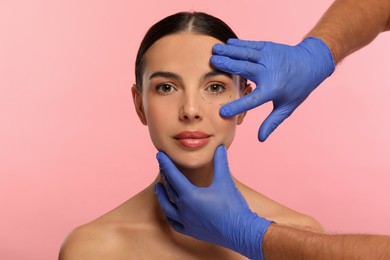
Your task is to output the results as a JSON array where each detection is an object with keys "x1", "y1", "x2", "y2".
[{"x1": 59, "y1": 12, "x2": 323, "y2": 259}]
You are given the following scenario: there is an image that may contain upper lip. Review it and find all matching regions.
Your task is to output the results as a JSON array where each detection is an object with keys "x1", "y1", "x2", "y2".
[{"x1": 174, "y1": 131, "x2": 211, "y2": 139}]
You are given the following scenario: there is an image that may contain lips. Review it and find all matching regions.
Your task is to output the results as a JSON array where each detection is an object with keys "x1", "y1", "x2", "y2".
[{"x1": 174, "y1": 131, "x2": 211, "y2": 148}]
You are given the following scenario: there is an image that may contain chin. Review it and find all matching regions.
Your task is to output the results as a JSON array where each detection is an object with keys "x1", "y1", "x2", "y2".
[
  {"x1": 175, "y1": 159, "x2": 212, "y2": 171},
  {"x1": 157, "y1": 141, "x2": 230, "y2": 172},
  {"x1": 169, "y1": 154, "x2": 213, "y2": 172}
]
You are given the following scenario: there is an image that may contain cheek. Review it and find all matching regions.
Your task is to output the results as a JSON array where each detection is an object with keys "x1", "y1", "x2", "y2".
[
  {"x1": 223, "y1": 118, "x2": 238, "y2": 147},
  {"x1": 208, "y1": 107, "x2": 238, "y2": 146},
  {"x1": 143, "y1": 93, "x2": 174, "y2": 124},
  {"x1": 143, "y1": 97, "x2": 176, "y2": 146}
]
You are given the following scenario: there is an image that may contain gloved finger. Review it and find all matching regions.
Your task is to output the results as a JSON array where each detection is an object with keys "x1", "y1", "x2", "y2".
[
  {"x1": 258, "y1": 104, "x2": 295, "y2": 142},
  {"x1": 210, "y1": 56, "x2": 263, "y2": 83},
  {"x1": 160, "y1": 169, "x2": 179, "y2": 204},
  {"x1": 155, "y1": 182, "x2": 181, "y2": 222},
  {"x1": 212, "y1": 44, "x2": 262, "y2": 63},
  {"x1": 212, "y1": 145, "x2": 234, "y2": 187},
  {"x1": 226, "y1": 38, "x2": 267, "y2": 51},
  {"x1": 157, "y1": 151, "x2": 194, "y2": 194},
  {"x1": 220, "y1": 88, "x2": 272, "y2": 117},
  {"x1": 166, "y1": 217, "x2": 185, "y2": 234}
]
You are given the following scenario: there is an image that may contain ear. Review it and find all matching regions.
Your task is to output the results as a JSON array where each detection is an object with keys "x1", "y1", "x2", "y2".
[
  {"x1": 131, "y1": 84, "x2": 147, "y2": 125},
  {"x1": 237, "y1": 84, "x2": 252, "y2": 125}
]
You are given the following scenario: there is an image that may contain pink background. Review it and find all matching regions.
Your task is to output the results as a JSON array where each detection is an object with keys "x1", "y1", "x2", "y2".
[{"x1": 1, "y1": 0, "x2": 390, "y2": 259}]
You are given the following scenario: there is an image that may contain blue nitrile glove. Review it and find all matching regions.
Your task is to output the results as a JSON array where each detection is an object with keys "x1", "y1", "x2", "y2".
[
  {"x1": 211, "y1": 37, "x2": 335, "y2": 142},
  {"x1": 155, "y1": 145, "x2": 273, "y2": 260}
]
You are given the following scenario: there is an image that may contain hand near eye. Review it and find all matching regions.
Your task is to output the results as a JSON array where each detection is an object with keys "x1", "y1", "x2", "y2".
[
  {"x1": 155, "y1": 145, "x2": 272, "y2": 260},
  {"x1": 211, "y1": 37, "x2": 335, "y2": 141}
]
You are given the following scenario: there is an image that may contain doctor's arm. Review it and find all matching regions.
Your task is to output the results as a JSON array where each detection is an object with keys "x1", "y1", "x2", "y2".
[
  {"x1": 212, "y1": 0, "x2": 390, "y2": 142},
  {"x1": 307, "y1": 0, "x2": 390, "y2": 63},
  {"x1": 263, "y1": 223, "x2": 390, "y2": 260}
]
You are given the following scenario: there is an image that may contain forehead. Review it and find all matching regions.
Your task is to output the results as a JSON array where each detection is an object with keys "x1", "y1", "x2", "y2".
[{"x1": 143, "y1": 33, "x2": 222, "y2": 75}]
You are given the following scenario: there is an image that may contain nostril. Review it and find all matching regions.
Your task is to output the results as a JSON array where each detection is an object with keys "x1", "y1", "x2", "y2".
[
  {"x1": 179, "y1": 104, "x2": 203, "y2": 121},
  {"x1": 180, "y1": 114, "x2": 201, "y2": 121}
]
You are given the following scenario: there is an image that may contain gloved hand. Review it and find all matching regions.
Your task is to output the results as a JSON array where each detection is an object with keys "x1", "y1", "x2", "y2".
[
  {"x1": 211, "y1": 37, "x2": 335, "y2": 141},
  {"x1": 155, "y1": 145, "x2": 273, "y2": 260}
]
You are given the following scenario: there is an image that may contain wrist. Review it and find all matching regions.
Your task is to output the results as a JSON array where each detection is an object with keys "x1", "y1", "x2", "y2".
[
  {"x1": 262, "y1": 223, "x2": 326, "y2": 259},
  {"x1": 234, "y1": 212, "x2": 273, "y2": 260},
  {"x1": 302, "y1": 37, "x2": 335, "y2": 77}
]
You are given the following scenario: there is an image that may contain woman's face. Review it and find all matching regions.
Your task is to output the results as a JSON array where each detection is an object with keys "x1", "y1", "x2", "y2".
[{"x1": 133, "y1": 33, "x2": 248, "y2": 173}]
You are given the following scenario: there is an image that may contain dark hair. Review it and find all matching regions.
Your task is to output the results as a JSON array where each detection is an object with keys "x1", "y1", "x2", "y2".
[{"x1": 135, "y1": 12, "x2": 246, "y2": 89}]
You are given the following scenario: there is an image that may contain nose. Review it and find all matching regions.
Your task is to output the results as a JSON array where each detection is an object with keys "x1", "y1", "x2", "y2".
[{"x1": 179, "y1": 91, "x2": 203, "y2": 122}]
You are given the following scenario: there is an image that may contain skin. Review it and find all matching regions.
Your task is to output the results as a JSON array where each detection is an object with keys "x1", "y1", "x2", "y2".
[
  {"x1": 135, "y1": 33, "x2": 246, "y2": 187},
  {"x1": 263, "y1": 224, "x2": 390, "y2": 260},
  {"x1": 307, "y1": 0, "x2": 390, "y2": 63},
  {"x1": 59, "y1": 33, "x2": 323, "y2": 260}
]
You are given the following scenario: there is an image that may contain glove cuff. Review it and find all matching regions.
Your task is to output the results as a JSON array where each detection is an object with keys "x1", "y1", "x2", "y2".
[
  {"x1": 234, "y1": 212, "x2": 273, "y2": 260},
  {"x1": 300, "y1": 36, "x2": 336, "y2": 79}
]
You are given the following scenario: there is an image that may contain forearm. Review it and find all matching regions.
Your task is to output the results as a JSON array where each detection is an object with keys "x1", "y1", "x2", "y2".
[
  {"x1": 306, "y1": 0, "x2": 390, "y2": 63},
  {"x1": 262, "y1": 223, "x2": 390, "y2": 259}
]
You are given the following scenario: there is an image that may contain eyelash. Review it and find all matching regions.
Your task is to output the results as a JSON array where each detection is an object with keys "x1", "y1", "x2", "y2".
[
  {"x1": 155, "y1": 82, "x2": 227, "y2": 95},
  {"x1": 206, "y1": 83, "x2": 226, "y2": 95},
  {"x1": 156, "y1": 83, "x2": 176, "y2": 95}
]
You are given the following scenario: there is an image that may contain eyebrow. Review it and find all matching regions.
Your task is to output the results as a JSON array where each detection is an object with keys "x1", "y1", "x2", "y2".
[
  {"x1": 203, "y1": 70, "x2": 233, "y2": 80},
  {"x1": 149, "y1": 71, "x2": 183, "y2": 81},
  {"x1": 149, "y1": 70, "x2": 233, "y2": 81}
]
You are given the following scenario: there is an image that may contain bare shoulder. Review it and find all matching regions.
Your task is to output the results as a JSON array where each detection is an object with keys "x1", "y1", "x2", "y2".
[
  {"x1": 59, "y1": 186, "x2": 156, "y2": 259},
  {"x1": 59, "y1": 221, "x2": 114, "y2": 260},
  {"x1": 58, "y1": 211, "x2": 146, "y2": 260},
  {"x1": 235, "y1": 180, "x2": 325, "y2": 233},
  {"x1": 275, "y1": 209, "x2": 325, "y2": 233}
]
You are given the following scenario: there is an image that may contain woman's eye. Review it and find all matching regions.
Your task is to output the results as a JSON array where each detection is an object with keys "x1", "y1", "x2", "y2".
[
  {"x1": 156, "y1": 84, "x2": 176, "y2": 94},
  {"x1": 207, "y1": 83, "x2": 225, "y2": 94}
]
